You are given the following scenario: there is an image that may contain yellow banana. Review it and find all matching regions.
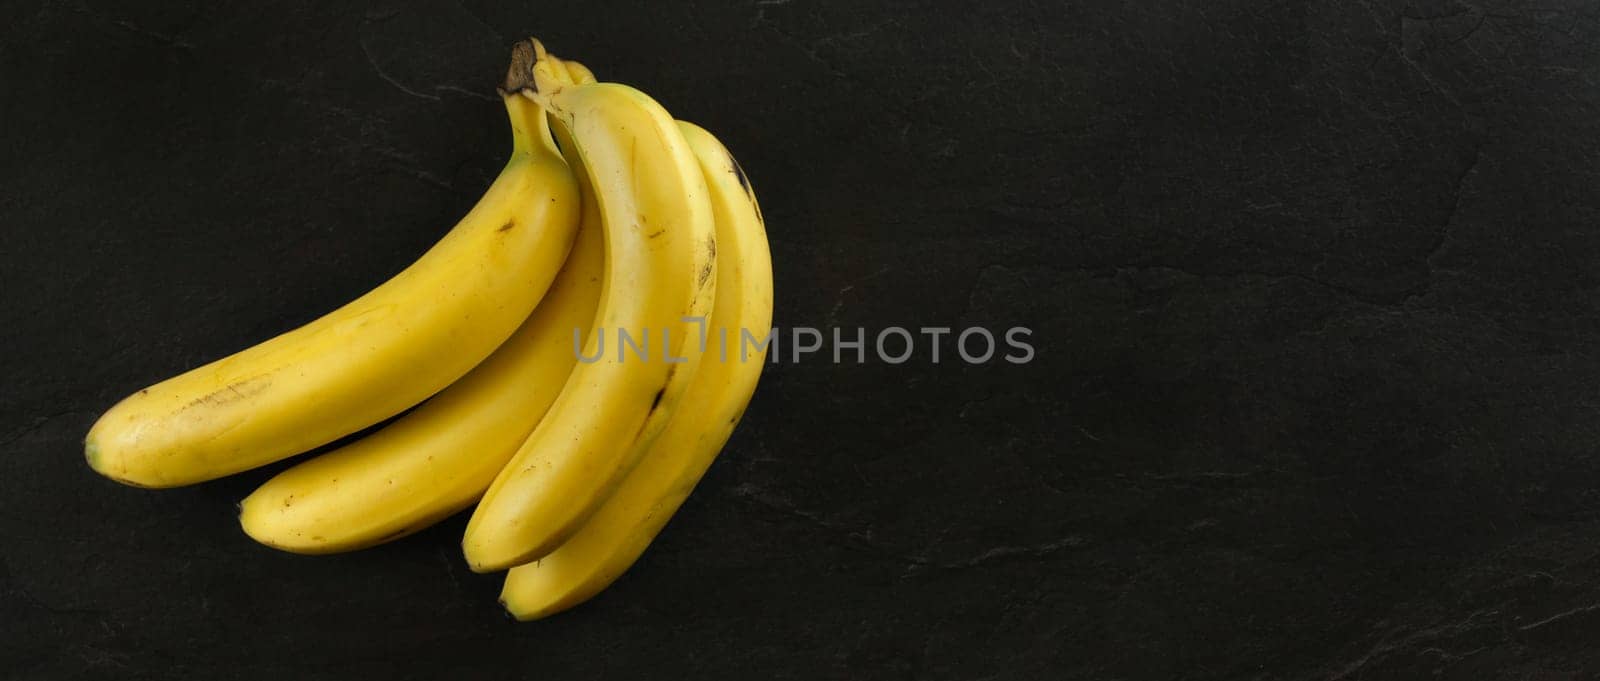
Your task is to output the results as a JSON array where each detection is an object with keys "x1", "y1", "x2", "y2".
[
  {"x1": 560, "y1": 59, "x2": 597, "y2": 86},
  {"x1": 236, "y1": 129, "x2": 605, "y2": 553},
  {"x1": 463, "y1": 41, "x2": 718, "y2": 572},
  {"x1": 84, "y1": 51, "x2": 581, "y2": 488},
  {"x1": 502, "y1": 121, "x2": 772, "y2": 620}
]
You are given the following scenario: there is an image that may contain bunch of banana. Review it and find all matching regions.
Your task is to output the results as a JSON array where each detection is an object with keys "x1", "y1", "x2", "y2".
[{"x1": 85, "y1": 39, "x2": 773, "y2": 621}]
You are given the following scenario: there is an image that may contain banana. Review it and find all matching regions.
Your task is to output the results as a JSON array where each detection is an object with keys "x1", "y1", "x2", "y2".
[
  {"x1": 462, "y1": 41, "x2": 718, "y2": 572},
  {"x1": 235, "y1": 52, "x2": 610, "y2": 552},
  {"x1": 236, "y1": 129, "x2": 605, "y2": 553},
  {"x1": 560, "y1": 59, "x2": 597, "y2": 87},
  {"x1": 501, "y1": 121, "x2": 772, "y2": 620},
  {"x1": 84, "y1": 48, "x2": 581, "y2": 488}
]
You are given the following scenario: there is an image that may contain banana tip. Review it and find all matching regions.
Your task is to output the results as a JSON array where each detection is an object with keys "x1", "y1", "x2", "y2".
[
  {"x1": 462, "y1": 543, "x2": 514, "y2": 574},
  {"x1": 497, "y1": 599, "x2": 523, "y2": 623},
  {"x1": 83, "y1": 435, "x2": 100, "y2": 468},
  {"x1": 82, "y1": 437, "x2": 168, "y2": 489},
  {"x1": 82, "y1": 433, "x2": 127, "y2": 482}
]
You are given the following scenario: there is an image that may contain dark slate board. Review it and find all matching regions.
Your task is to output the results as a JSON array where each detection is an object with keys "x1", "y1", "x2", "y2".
[{"x1": 4, "y1": 0, "x2": 1599, "y2": 678}]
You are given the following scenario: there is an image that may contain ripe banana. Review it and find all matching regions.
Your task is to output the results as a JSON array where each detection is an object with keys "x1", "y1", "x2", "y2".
[
  {"x1": 462, "y1": 41, "x2": 718, "y2": 572},
  {"x1": 502, "y1": 121, "x2": 772, "y2": 620},
  {"x1": 560, "y1": 59, "x2": 597, "y2": 87},
  {"x1": 236, "y1": 141, "x2": 605, "y2": 553},
  {"x1": 84, "y1": 60, "x2": 581, "y2": 488}
]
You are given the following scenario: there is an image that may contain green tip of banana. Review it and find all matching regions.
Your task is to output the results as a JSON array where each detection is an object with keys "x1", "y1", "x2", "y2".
[{"x1": 83, "y1": 435, "x2": 101, "y2": 469}]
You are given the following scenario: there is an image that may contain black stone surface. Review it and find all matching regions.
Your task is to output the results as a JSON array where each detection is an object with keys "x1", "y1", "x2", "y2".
[{"x1": 4, "y1": 1, "x2": 1600, "y2": 679}]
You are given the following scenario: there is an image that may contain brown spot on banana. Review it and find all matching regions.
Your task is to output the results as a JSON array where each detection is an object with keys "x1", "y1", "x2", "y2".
[
  {"x1": 728, "y1": 154, "x2": 764, "y2": 225},
  {"x1": 649, "y1": 364, "x2": 676, "y2": 412},
  {"x1": 697, "y1": 239, "x2": 717, "y2": 289},
  {"x1": 182, "y1": 376, "x2": 271, "y2": 412},
  {"x1": 627, "y1": 366, "x2": 680, "y2": 447},
  {"x1": 730, "y1": 152, "x2": 752, "y2": 194}
]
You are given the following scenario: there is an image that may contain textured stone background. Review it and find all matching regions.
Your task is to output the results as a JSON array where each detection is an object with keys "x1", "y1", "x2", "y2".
[{"x1": 5, "y1": 0, "x2": 1600, "y2": 678}]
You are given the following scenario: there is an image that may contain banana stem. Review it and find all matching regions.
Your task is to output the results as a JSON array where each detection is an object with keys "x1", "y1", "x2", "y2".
[
  {"x1": 501, "y1": 38, "x2": 570, "y2": 154},
  {"x1": 504, "y1": 95, "x2": 554, "y2": 157},
  {"x1": 501, "y1": 39, "x2": 542, "y2": 95}
]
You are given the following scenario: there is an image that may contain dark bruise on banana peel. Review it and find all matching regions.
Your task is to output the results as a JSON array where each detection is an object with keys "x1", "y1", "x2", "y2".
[
  {"x1": 633, "y1": 363, "x2": 677, "y2": 443},
  {"x1": 730, "y1": 153, "x2": 753, "y2": 195},
  {"x1": 728, "y1": 151, "x2": 761, "y2": 219},
  {"x1": 697, "y1": 239, "x2": 716, "y2": 289}
]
